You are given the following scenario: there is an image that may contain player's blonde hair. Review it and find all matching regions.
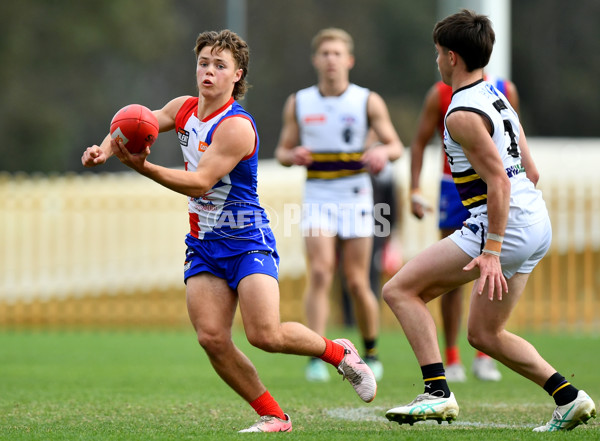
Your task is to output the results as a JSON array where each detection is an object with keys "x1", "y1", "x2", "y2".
[
  {"x1": 311, "y1": 28, "x2": 354, "y2": 55},
  {"x1": 194, "y1": 29, "x2": 249, "y2": 100}
]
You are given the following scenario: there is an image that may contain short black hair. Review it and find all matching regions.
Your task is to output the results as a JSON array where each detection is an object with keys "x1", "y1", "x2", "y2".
[{"x1": 433, "y1": 9, "x2": 495, "y2": 72}]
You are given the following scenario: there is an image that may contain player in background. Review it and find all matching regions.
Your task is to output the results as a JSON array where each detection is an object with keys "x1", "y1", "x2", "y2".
[
  {"x1": 383, "y1": 10, "x2": 596, "y2": 431},
  {"x1": 275, "y1": 28, "x2": 404, "y2": 382},
  {"x1": 409, "y1": 75, "x2": 519, "y2": 382},
  {"x1": 81, "y1": 29, "x2": 377, "y2": 433}
]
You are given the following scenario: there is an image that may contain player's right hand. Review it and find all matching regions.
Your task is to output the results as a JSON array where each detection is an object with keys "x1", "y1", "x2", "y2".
[
  {"x1": 81, "y1": 145, "x2": 107, "y2": 167},
  {"x1": 410, "y1": 190, "x2": 432, "y2": 219},
  {"x1": 291, "y1": 146, "x2": 313, "y2": 166}
]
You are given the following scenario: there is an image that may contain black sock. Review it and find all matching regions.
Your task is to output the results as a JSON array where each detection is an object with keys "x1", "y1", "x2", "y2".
[
  {"x1": 543, "y1": 372, "x2": 579, "y2": 406},
  {"x1": 421, "y1": 363, "x2": 451, "y2": 398},
  {"x1": 363, "y1": 339, "x2": 377, "y2": 358}
]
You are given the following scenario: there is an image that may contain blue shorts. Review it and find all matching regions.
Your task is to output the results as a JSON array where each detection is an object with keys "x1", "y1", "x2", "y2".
[
  {"x1": 439, "y1": 178, "x2": 470, "y2": 230},
  {"x1": 183, "y1": 228, "x2": 280, "y2": 290}
]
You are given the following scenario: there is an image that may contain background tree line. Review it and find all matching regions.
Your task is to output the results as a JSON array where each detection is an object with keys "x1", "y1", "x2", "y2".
[{"x1": 1, "y1": 0, "x2": 598, "y2": 173}]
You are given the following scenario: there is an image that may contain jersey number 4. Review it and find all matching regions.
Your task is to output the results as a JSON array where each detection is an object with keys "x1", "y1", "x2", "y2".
[{"x1": 493, "y1": 99, "x2": 519, "y2": 158}]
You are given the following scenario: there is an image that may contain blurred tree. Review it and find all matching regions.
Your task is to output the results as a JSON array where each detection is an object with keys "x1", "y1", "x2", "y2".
[
  {"x1": 0, "y1": 0, "x2": 187, "y2": 172},
  {"x1": 0, "y1": 0, "x2": 598, "y2": 173},
  {"x1": 512, "y1": 0, "x2": 600, "y2": 136}
]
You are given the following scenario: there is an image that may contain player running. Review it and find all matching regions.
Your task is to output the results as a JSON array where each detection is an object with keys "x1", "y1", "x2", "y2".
[
  {"x1": 383, "y1": 10, "x2": 595, "y2": 431},
  {"x1": 82, "y1": 29, "x2": 376, "y2": 433}
]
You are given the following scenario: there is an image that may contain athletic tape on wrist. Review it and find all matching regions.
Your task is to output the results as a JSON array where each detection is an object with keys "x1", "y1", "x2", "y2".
[
  {"x1": 486, "y1": 233, "x2": 504, "y2": 243},
  {"x1": 482, "y1": 249, "x2": 501, "y2": 257}
]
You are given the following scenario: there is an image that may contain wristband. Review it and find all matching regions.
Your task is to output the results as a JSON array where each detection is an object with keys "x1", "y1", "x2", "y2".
[
  {"x1": 482, "y1": 249, "x2": 501, "y2": 257},
  {"x1": 410, "y1": 193, "x2": 431, "y2": 209},
  {"x1": 487, "y1": 233, "x2": 504, "y2": 243},
  {"x1": 483, "y1": 239, "x2": 502, "y2": 253}
]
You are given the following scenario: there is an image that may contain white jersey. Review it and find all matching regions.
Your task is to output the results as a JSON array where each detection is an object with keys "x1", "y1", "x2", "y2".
[
  {"x1": 296, "y1": 83, "x2": 370, "y2": 179},
  {"x1": 295, "y1": 83, "x2": 372, "y2": 197},
  {"x1": 295, "y1": 84, "x2": 373, "y2": 238},
  {"x1": 443, "y1": 79, "x2": 547, "y2": 227}
]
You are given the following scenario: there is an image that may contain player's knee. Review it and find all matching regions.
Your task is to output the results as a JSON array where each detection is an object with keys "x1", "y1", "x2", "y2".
[
  {"x1": 344, "y1": 276, "x2": 368, "y2": 297},
  {"x1": 246, "y1": 328, "x2": 281, "y2": 353},
  {"x1": 466, "y1": 330, "x2": 482, "y2": 351},
  {"x1": 309, "y1": 263, "x2": 334, "y2": 288},
  {"x1": 382, "y1": 279, "x2": 399, "y2": 306},
  {"x1": 466, "y1": 327, "x2": 495, "y2": 353},
  {"x1": 196, "y1": 329, "x2": 230, "y2": 355}
]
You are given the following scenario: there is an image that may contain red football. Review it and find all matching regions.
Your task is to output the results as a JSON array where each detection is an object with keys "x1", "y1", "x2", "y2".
[{"x1": 110, "y1": 104, "x2": 159, "y2": 153}]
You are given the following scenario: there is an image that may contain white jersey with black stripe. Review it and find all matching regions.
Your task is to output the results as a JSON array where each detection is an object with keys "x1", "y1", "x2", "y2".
[{"x1": 443, "y1": 79, "x2": 547, "y2": 226}]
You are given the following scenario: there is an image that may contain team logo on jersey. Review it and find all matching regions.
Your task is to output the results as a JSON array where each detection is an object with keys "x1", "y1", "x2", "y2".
[
  {"x1": 342, "y1": 127, "x2": 353, "y2": 143},
  {"x1": 178, "y1": 128, "x2": 189, "y2": 146},
  {"x1": 485, "y1": 83, "x2": 500, "y2": 98},
  {"x1": 198, "y1": 141, "x2": 209, "y2": 152},
  {"x1": 193, "y1": 190, "x2": 219, "y2": 210}
]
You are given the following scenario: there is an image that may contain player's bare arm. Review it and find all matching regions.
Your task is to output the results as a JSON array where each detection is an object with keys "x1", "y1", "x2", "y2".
[
  {"x1": 517, "y1": 124, "x2": 540, "y2": 186},
  {"x1": 361, "y1": 92, "x2": 403, "y2": 175},
  {"x1": 154, "y1": 95, "x2": 193, "y2": 133},
  {"x1": 130, "y1": 116, "x2": 254, "y2": 199},
  {"x1": 275, "y1": 94, "x2": 313, "y2": 167},
  {"x1": 505, "y1": 80, "x2": 520, "y2": 114},
  {"x1": 447, "y1": 110, "x2": 510, "y2": 300},
  {"x1": 410, "y1": 85, "x2": 440, "y2": 218},
  {"x1": 82, "y1": 96, "x2": 191, "y2": 168},
  {"x1": 109, "y1": 96, "x2": 190, "y2": 169}
]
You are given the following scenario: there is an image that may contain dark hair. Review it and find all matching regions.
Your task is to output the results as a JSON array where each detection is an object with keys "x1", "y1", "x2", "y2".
[
  {"x1": 433, "y1": 9, "x2": 495, "y2": 72},
  {"x1": 194, "y1": 29, "x2": 249, "y2": 100}
]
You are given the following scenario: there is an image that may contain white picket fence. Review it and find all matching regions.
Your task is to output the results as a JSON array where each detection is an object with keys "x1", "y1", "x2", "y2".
[{"x1": 1, "y1": 138, "x2": 599, "y2": 329}]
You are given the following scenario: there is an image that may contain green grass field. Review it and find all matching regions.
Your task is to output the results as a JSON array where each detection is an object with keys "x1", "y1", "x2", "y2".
[{"x1": 1, "y1": 328, "x2": 598, "y2": 440}]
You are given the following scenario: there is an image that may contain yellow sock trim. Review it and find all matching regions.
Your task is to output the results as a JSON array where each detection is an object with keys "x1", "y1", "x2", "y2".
[
  {"x1": 424, "y1": 375, "x2": 446, "y2": 382},
  {"x1": 552, "y1": 382, "x2": 571, "y2": 396}
]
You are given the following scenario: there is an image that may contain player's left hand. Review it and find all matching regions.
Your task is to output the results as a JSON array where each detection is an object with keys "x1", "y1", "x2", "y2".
[
  {"x1": 362, "y1": 146, "x2": 388, "y2": 175},
  {"x1": 81, "y1": 145, "x2": 108, "y2": 167},
  {"x1": 463, "y1": 253, "x2": 508, "y2": 301},
  {"x1": 110, "y1": 138, "x2": 150, "y2": 173}
]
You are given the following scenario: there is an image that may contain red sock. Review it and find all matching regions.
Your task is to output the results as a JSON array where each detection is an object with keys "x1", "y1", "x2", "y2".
[
  {"x1": 249, "y1": 391, "x2": 285, "y2": 420},
  {"x1": 475, "y1": 351, "x2": 489, "y2": 359},
  {"x1": 318, "y1": 337, "x2": 346, "y2": 366},
  {"x1": 446, "y1": 346, "x2": 460, "y2": 365}
]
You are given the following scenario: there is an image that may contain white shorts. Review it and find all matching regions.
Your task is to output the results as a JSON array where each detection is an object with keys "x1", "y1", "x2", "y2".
[
  {"x1": 302, "y1": 175, "x2": 374, "y2": 239},
  {"x1": 449, "y1": 213, "x2": 552, "y2": 279}
]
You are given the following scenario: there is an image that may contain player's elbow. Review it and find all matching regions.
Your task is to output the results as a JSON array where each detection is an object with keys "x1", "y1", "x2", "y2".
[
  {"x1": 498, "y1": 176, "x2": 512, "y2": 200},
  {"x1": 492, "y1": 172, "x2": 511, "y2": 190},
  {"x1": 527, "y1": 169, "x2": 540, "y2": 186},
  {"x1": 390, "y1": 144, "x2": 404, "y2": 162},
  {"x1": 275, "y1": 147, "x2": 292, "y2": 167},
  {"x1": 187, "y1": 178, "x2": 215, "y2": 199}
]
